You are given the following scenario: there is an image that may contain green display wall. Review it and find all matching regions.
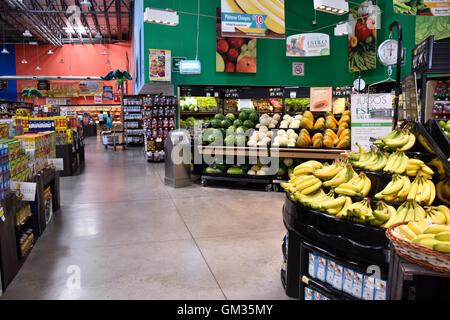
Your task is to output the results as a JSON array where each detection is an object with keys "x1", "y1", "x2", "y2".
[{"x1": 142, "y1": 0, "x2": 416, "y2": 90}]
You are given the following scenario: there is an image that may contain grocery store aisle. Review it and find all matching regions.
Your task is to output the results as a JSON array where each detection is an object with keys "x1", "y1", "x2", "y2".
[{"x1": 1, "y1": 136, "x2": 289, "y2": 300}]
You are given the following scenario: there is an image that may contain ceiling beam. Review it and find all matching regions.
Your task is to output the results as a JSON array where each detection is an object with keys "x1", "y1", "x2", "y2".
[
  {"x1": 74, "y1": 0, "x2": 93, "y2": 43},
  {"x1": 89, "y1": 0, "x2": 102, "y2": 35},
  {"x1": 116, "y1": 0, "x2": 122, "y2": 41},
  {"x1": 103, "y1": 0, "x2": 112, "y2": 41}
]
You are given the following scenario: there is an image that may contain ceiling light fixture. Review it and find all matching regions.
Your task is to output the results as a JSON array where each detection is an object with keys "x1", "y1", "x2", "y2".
[
  {"x1": 144, "y1": 7, "x2": 179, "y2": 26},
  {"x1": 314, "y1": 0, "x2": 349, "y2": 15},
  {"x1": 48, "y1": 49, "x2": 54, "y2": 55},
  {"x1": 95, "y1": 31, "x2": 102, "y2": 39},
  {"x1": 334, "y1": 21, "x2": 350, "y2": 36},
  {"x1": 21, "y1": 59, "x2": 27, "y2": 64},
  {"x1": 60, "y1": 59, "x2": 64, "y2": 64},
  {"x1": 35, "y1": 66, "x2": 41, "y2": 70},
  {"x1": 23, "y1": 29, "x2": 32, "y2": 37},
  {"x1": 102, "y1": 50, "x2": 108, "y2": 55},
  {"x1": 1, "y1": 48, "x2": 9, "y2": 54},
  {"x1": 80, "y1": 0, "x2": 91, "y2": 7}
]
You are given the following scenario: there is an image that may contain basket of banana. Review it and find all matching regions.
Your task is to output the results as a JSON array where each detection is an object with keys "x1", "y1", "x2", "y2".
[{"x1": 386, "y1": 212, "x2": 450, "y2": 274}]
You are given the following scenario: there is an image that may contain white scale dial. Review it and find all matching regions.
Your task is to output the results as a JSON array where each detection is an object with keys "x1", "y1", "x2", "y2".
[{"x1": 377, "y1": 39, "x2": 401, "y2": 66}]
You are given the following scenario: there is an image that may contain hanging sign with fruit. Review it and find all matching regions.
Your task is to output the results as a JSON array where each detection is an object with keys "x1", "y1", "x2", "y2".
[
  {"x1": 220, "y1": 0, "x2": 285, "y2": 39},
  {"x1": 310, "y1": 87, "x2": 332, "y2": 112},
  {"x1": 348, "y1": 1, "x2": 377, "y2": 72},
  {"x1": 286, "y1": 33, "x2": 330, "y2": 57},
  {"x1": 217, "y1": 9, "x2": 257, "y2": 74}
]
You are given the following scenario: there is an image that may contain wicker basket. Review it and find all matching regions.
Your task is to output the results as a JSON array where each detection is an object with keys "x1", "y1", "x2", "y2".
[{"x1": 386, "y1": 222, "x2": 450, "y2": 274}]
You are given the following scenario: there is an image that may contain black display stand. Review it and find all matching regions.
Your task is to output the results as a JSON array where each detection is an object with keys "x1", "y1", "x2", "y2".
[
  {"x1": 0, "y1": 168, "x2": 61, "y2": 292},
  {"x1": 282, "y1": 194, "x2": 390, "y2": 299},
  {"x1": 82, "y1": 124, "x2": 97, "y2": 137},
  {"x1": 56, "y1": 137, "x2": 85, "y2": 177}
]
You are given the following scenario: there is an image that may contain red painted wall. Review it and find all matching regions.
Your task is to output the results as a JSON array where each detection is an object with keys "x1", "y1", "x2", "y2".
[{"x1": 15, "y1": 42, "x2": 132, "y2": 105}]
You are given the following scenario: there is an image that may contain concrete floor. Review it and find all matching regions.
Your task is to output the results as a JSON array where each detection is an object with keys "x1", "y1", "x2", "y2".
[{"x1": 1, "y1": 136, "x2": 289, "y2": 300}]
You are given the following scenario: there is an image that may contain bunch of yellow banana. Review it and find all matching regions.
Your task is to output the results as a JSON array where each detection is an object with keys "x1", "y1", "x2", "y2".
[
  {"x1": 405, "y1": 158, "x2": 434, "y2": 178},
  {"x1": 319, "y1": 195, "x2": 352, "y2": 216},
  {"x1": 350, "y1": 146, "x2": 388, "y2": 172},
  {"x1": 348, "y1": 143, "x2": 366, "y2": 162},
  {"x1": 374, "y1": 128, "x2": 416, "y2": 151},
  {"x1": 383, "y1": 151, "x2": 409, "y2": 174},
  {"x1": 313, "y1": 160, "x2": 343, "y2": 180},
  {"x1": 292, "y1": 160, "x2": 323, "y2": 176},
  {"x1": 345, "y1": 198, "x2": 374, "y2": 224},
  {"x1": 425, "y1": 205, "x2": 450, "y2": 224},
  {"x1": 295, "y1": 189, "x2": 335, "y2": 210},
  {"x1": 335, "y1": 172, "x2": 371, "y2": 197},
  {"x1": 322, "y1": 163, "x2": 357, "y2": 188},
  {"x1": 375, "y1": 175, "x2": 411, "y2": 202},
  {"x1": 436, "y1": 177, "x2": 450, "y2": 205},
  {"x1": 385, "y1": 200, "x2": 427, "y2": 229},
  {"x1": 406, "y1": 174, "x2": 436, "y2": 206},
  {"x1": 397, "y1": 223, "x2": 450, "y2": 253},
  {"x1": 371, "y1": 201, "x2": 397, "y2": 227}
]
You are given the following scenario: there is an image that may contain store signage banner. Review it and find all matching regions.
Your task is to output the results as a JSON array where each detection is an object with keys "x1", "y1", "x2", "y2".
[
  {"x1": 286, "y1": 33, "x2": 330, "y2": 57},
  {"x1": 10, "y1": 181, "x2": 36, "y2": 202},
  {"x1": 48, "y1": 158, "x2": 64, "y2": 171},
  {"x1": 79, "y1": 81, "x2": 100, "y2": 93},
  {"x1": 348, "y1": 3, "x2": 377, "y2": 72},
  {"x1": 292, "y1": 62, "x2": 304, "y2": 76},
  {"x1": 216, "y1": 8, "x2": 257, "y2": 73},
  {"x1": 103, "y1": 86, "x2": 113, "y2": 101},
  {"x1": 149, "y1": 49, "x2": 171, "y2": 82},
  {"x1": 46, "y1": 98, "x2": 71, "y2": 105},
  {"x1": 394, "y1": 0, "x2": 450, "y2": 16},
  {"x1": 415, "y1": 16, "x2": 450, "y2": 44},
  {"x1": 310, "y1": 87, "x2": 332, "y2": 112},
  {"x1": 220, "y1": 0, "x2": 285, "y2": 39},
  {"x1": 350, "y1": 93, "x2": 393, "y2": 152},
  {"x1": 94, "y1": 94, "x2": 102, "y2": 104}
]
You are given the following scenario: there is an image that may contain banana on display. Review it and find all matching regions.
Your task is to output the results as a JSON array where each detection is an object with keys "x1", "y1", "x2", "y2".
[
  {"x1": 374, "y1": 128, "x2": 416, "y2": 151},
  {"x1": 313, "y1": 160, "x2": 342, "y2": 180},
  {"x1": 405, "y1": 158, "x2": 434, "y2": 178},
  {"x1": 375, "y1": 175, "x2": 411, "y2": 202},
  {"x1": 396, "y1": 222, "x2": 450, "y2": 253},
  {"x1": 334, "y1": 172, "x2": 371, "y2": 197},
  {"x1": 371, "y1": 201, "x2": 397, "y2": 227},
  {"x1": 322, "y1": 163, "x2": 357, "y2": 188},
  {"x1": 319, "y1": 195, "x2": 351, "y2": 216},
  {"x1": 345, "y1": 198, "x2": 374, "y2": 224},
  {"x1": 425, "y1": 205, "x2": 450, "y2": 224},
  {"x1": 406, "y1": 174, "x2": 436, "y2": 206},
  {"x1": 383, "y1": 151, "x2": 409, "y2": 175},
  {"x1": 293, "y1": 160, "x2": 323, "y2": 176},
  {"x1": 295, "y1": 189, "x2": 334, "y2": 210}
]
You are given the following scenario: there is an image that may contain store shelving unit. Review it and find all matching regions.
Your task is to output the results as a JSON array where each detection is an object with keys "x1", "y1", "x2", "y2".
[
  {"x1": 122, "y1": 95, "x2": 144, "y2": 146},
  {"x1": 142, "y1": 95, "x2": 177, "y2": 162}
]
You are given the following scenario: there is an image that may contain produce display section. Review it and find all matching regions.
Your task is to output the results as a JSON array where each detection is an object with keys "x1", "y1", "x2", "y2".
[{"x1": 281, "y1": 119, "x2": 450, "y2": 299}]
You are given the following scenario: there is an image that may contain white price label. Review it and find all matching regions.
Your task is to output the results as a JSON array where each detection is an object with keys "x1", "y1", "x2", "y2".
[
  {"x1": 290, "y1": 91, "x2": 296, "y2": 98},
  {"x1": 48, "y1": 158, "x2": 64, "y2": 171},
  {"x1": 11, "y1": 181, "x2": 37, "y2": 201}
]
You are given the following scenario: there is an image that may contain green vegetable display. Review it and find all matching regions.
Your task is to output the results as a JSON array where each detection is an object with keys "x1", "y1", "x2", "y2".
[
  {"x1": 205, "y1": 167, "x2": 223, "y2": 174},
  {"x1": 227, "y1": 166, "x2": 245, "y2": 175},
  {"x1": 284, "y1": 98, "x2": 310, "y2": 113},
  {"x1": 394, "y1": 0, "x2": 431, "y2": 15},
  {"x1": 415, "y1": 16, "x2": 450, "y2": 44}
]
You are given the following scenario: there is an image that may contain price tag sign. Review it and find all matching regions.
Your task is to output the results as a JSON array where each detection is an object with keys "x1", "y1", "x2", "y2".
[
  {"x1": 48, "y1": 158, "x2": 64, "y2": 171},
  {"x1": 11, "y1": 181, "x2": 37, "y2": 201},
  {"x1": 0, "y1": 207, "x2": 4, "y2": 222},
  {"x1": 206, "y1": 92, "x2": 211, "y2": 97},
  {"x1": 290, "y1": 91, "x2": 296, "y2": 98}
]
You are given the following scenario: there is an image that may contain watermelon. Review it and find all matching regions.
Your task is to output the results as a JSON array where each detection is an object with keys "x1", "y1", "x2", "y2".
[
  {"x1": 225, "y1": 113, "x2": 236, "y2": 122},
  {"x1": 221, "y1": 119, "x2": 232, "y2": 128},
  {"x1": 238, "y1": 112, "x2": 248, "y2": 122},
  {"x1": 211, "y1": 119, "x2": 221, "y2": 128},
  {"x1": 243, "y1": 120, "x2": 254, "y2": 128},
  {"x1": 233, "y1": 119, "x2": 243, "y2": 127},
  {"x1": 214, "y1": 113, "x2": 225, "y2": 121},
  {"x1": 248, "y1": 112, "x2": 258, "y2": 123}
]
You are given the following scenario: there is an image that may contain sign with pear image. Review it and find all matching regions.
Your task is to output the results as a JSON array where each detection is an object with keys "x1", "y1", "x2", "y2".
[{"x1": 216, "y1": 7, "x2": 257, "y2": 73}]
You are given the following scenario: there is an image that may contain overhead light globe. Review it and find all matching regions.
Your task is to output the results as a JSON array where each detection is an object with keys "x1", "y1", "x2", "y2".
[
  {"x1": 102, "y1": 50, "x2": 108, "y2": 55},
  {"x1": 80, "y1": 0, "x2": 91, "y2": 7},
  {"x1": 21, "y1": 59, "x2": 28, "y2": 64},
  {"x1": 36, "y1": 66, "x2": 41, "y2": 70},
  {"x1": 47, "y1": 49, "x2": 54, "y2": 55},
  {"x1": 1, "y1": 48, "x2": 9, "y2": 54},
  {"x1": 95, "y1": 32, "x2": 102, "y2": 39},
  {"x1": 23, "y1": 29, "x2": 32, "y2": 37}
]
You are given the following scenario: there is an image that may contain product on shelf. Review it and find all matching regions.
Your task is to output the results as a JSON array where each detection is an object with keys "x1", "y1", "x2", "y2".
[
  {"x1": 224, "y1": 99, "x2": 239, "y2": 113},
  {"x1": 438, "y1": 120, "x2": 450, "y2": 139},
  {"x1": 284, "y1": 98, "x2": 310, "y2": 113},
  {"x1": 251, "y1": 99, "x2": 273, "y2": 112},
  {"x1": 179, "y1": 97, "x2": 198, "y2": 112},
  {"x1": 436, "y1": 177, "x2": 450, "y2": 205},
  {"x1": 374, "y1": 127, "x2": 416, "y2": 152}
]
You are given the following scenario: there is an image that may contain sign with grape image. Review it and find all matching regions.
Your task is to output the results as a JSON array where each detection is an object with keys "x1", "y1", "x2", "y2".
[
  {"x1": 348, "y1": 1, "x2": 377, "y2": 73},
  {"x1": 216, "y1": 7, "x2": 257, "y2": 73}
]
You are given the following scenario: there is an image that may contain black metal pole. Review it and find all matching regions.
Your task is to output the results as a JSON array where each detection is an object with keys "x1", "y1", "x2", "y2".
[{"x1": 390, "y1": 21, "x2": 402, "y2": 127}]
